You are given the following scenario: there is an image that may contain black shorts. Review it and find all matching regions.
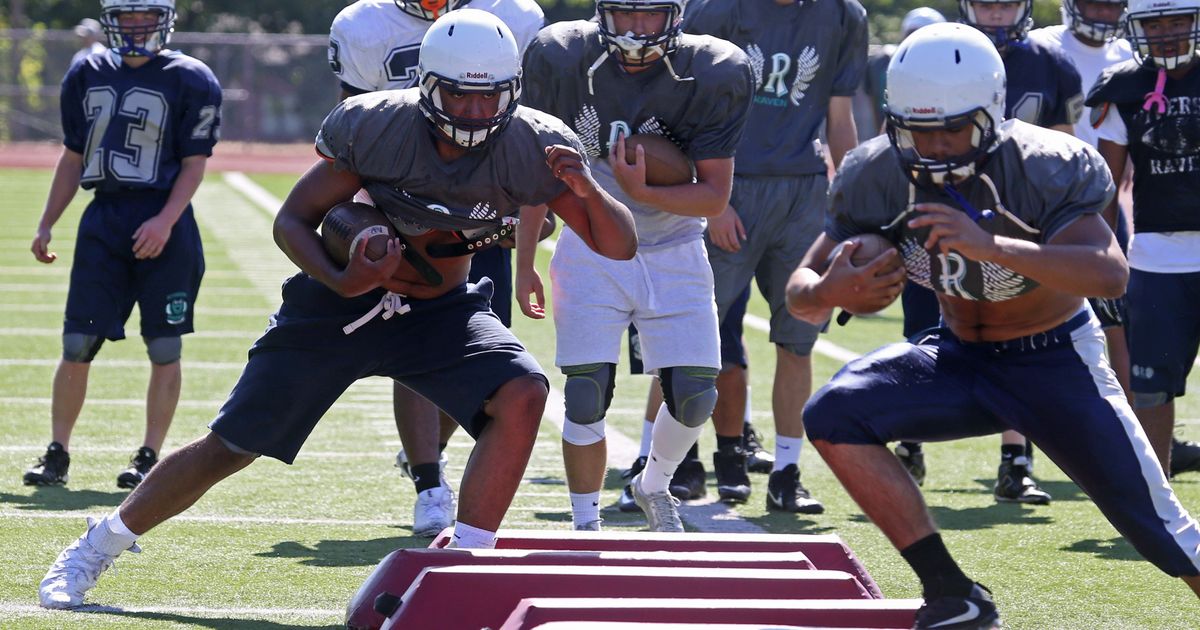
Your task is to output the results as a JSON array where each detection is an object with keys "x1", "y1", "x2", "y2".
[
  {"x1": 209, "y1": 274, "x2": 546, "y2": 463},
  {"x1": 469, "y1": 246, "x2": 512, "y2": 327}
]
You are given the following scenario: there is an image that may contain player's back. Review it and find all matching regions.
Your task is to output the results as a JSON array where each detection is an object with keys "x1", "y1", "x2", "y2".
[
  {"x1": 1002, "y1": 36, "x2": 1083, "y2": 128},
  {"x1": 1028, "y1": 24, "x2": 1131, "y2": 144}
]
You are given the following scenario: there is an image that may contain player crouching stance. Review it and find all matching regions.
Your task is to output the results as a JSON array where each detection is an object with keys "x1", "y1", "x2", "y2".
[
  {"x1": 786, "y1": 23, "x2": 1200, "y2": 629},
  {"x1": 37, "y1": 10, "x2": 636, "y2": 610}
]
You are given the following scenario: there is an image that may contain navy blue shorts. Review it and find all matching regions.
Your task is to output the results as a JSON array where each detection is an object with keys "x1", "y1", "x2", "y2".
[
  {"x1": 469, "y1": 246, "x2": 512, "y2": 327},
  {"x1": 65, "y1": 192, "x2": 204, "y2": 340},
  {"x1": 719, "y1": 284, "x2": 751, "y2": 368},
  {"x1": 805, "y1": 308, "x2": 1200, "y2": 577},
  {"x1": 900, "y1": 281, "x2": 940, "y2": 340},
  {"x1": 1127, "y1": 268, "x2": 1200, "y2": 398},
  {"x1": 209, "y1": 275, "x2": 546, "y2": 464}
]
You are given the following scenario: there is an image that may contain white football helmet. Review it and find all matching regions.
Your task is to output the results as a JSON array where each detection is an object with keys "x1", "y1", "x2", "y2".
[
  {"x1": 1125, "y1": 0, "x2": 1200, "y2": 69},
  {"x1": 902, "y1": 7, "x2": 947, "y2": 39},
  {"x1": 1062, "y1": 0, "x2": 1127, "y2": 43},
  {"x1": 958, "y1": 0, "x2": 1033, "y2": 52},
  {"x1": 885, "y1": 23, "x2": 1007, "y2": 186},
  {"x1": 99, "y1": 0, "x2": 176, "y2": 57},
  {"x1": 418, "y1": 9, "x2": 522, "y2": 150},
  {"x1": 394, "y1": 0, "x2": 469, "y2": 22},
  {"x1": 596, "y1": 0, "x2": 686, "y2": 67}
]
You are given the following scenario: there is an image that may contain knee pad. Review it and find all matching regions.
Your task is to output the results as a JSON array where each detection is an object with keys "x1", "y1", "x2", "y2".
[
  {"x1": 562, "y1": 417, "x2": 607, "y2": 446},
  {"x1": 562, "y1": 363, "x2": 616, "y2": 426},
  {"x1": 62, "y1": 333, "x2": 103, "y2": 363},
  {"x1": 660, "y1": 366, "x2": 718, "y2": 428},
  {"x1": 1133, "y1": 391, "x2": 1172, "y2": 409},
  {"x1": 145, "y1": 336, "x2": 182, "y2": 365}
]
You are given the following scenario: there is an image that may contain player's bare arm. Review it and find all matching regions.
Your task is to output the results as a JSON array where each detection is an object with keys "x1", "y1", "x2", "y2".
[
  {"x1": 785, "y1": 233, "x2": 906, "y2": 324},
  {"x1": 132, "y1": 154, "x2": 207, "y2": 260},
  {"x1": 31, "y1": 148, "x2": 84, "y2": 264},
  {"x1": 826, "y1": 96, "x2": 859, "y2": 170},
  {"x1": 607, "y1": 133, "x2": 732, "y2": 218},
  {"x1": 275, "y1": 160, "x2": 404, "y2": 298},
  {"x1": 1097, "y1": 138, "x2": 1128, "y2": 230},
  {"x1": 545, "y1": 143, "x2": 638, "y2": 260},
  {"x1": 515, "y1": 203, "x2": 550, "y2": 319}
]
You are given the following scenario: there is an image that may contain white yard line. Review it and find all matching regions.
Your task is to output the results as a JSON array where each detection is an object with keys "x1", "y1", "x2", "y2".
[
  {"x1": 0, "y1": 303, "x2": 269, "y2": 316},
  {"x1": 0, "y1": 603, "x2": 340, "y2": 619},
  {"x1": 0, "y1": 327, "x2": 260, "y2": 339}
]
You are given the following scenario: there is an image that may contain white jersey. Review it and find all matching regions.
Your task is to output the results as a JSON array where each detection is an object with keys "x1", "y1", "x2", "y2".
[
  {"x1": 328, "y1": 0, "x2": 544, "y2": 94},
  {"x1": 1028, "y1": 25, "x2": 1132, "y2": 147}
]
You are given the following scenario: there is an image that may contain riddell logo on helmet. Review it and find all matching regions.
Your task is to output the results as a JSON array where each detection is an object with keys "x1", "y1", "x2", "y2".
[
  {"x1": 908, "y1": 106, "x2": 942, "y2": 114},
  {"x1": 463, "y1": 71, "x2": 494, "y2": 80}
]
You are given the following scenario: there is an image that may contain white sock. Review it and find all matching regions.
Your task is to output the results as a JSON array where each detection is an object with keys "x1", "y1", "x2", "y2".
[
  {"x1": 641, "y1": 404, "x2": 704, "y2": 494},
  {"x1": 88, "y1": 510, "x2": 138, "y2": 556},
  {"x1": 743, "y1": 386, "x2": 752, "y2": 424},
  {"x1": 569, "y1": 491, "x2": 601, "y2": 526},
  {"x1": 773, "y1": 435, "x2": 804, "y2": 472},
  {"x1": 450, "y1": 522, "x2": 496, "y2": 549},
  {"x1": 639, "y1": 419, "x2": 654, "y2": 458}
]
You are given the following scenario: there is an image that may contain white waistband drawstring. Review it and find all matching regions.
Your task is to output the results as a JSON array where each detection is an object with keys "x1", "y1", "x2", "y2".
[{"x1": 342, "y1": 292, "x2": 411, "y2": 335}]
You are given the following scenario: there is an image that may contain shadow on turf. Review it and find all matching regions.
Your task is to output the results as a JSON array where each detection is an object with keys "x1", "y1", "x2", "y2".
[
  {"x1": 257, "y1": 536, "x2": 429, "y2": 567},
  {"x1": 75, "y1": 607, "x2": 341, "y2": 629},
  {"x1": 0, "y1": 488, "x2": 126, "y2": 511},
  {"x1": 1061, "y1": 536, "x2": 1141, "y2": 562}
]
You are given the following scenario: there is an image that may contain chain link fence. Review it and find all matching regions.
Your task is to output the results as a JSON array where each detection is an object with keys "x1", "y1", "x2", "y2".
[{"x1": 0, "y1": 28, "x2": 339, "y2": 144}]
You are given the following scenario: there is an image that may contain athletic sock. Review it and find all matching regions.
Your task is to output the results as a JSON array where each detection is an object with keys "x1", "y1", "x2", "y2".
[
  {"x1": 1000, "y1": 444, "x2": 1024, "y2": 462},
  {"x1": 899, "y1": 441, "x2": 923, "y2": 454},
  {"x1": 773, "y1": 435, "x2": 804, "y2": 472},
  {"x1": 639, "y1": 420, "x2": 654, "y2": 458},
  {"x1": 900, "y1": 532, "x2": 975, "y2": 600},
  {"x1": 410, "y1": 463, "x2": 441, "y2": 493},
  {"x1": 685, "y1": 442, "x2": 700, "y2": 461},
  {"x1": 642, "y1": 404, "x2": 704, "y2": 494},
  {"x1": 450, "y1": 522, "x2": 496, "y2": 549},
  {"x1": 716, "y1": 434, "x2": 741, "y2": 450},
  {"x1": 569, "y1": 491, "x2": 601, "y2": 526},
  {"x1": 89, "y1": 510, "x2": 139, "y2": 556}
]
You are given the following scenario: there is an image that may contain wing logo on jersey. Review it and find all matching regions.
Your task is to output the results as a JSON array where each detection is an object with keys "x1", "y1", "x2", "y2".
[
  {"x1": 745, "y1": 44, "x2": 765, "y2": 91},
  {"x1": 788, "y1": 47, "x2": 820, "y2": 106},
  {"x1": 574, "y1": 105, "x2": 604, "y2": 157},
  {"x1": 899, "y1": 236, "x2": 934, "y2": 290}
]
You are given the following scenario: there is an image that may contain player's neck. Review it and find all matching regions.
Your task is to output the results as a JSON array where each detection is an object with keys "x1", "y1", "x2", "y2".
[
  {"x1": 121, "y1": 55, "x2": 153, "y2": 69},
  {"x1": 434, "y1": 135, "x2": 470, "y2": 162}
]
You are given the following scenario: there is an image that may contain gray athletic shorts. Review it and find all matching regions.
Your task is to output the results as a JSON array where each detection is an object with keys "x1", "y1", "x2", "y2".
[{"x1": 706, "y1": 173, "x2": 827, "y2": 355}]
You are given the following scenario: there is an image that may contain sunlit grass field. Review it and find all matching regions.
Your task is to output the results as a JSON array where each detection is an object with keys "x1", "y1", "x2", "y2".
[{"x1": 0, "y1": 167, "x2": 1197, "y2": 628}]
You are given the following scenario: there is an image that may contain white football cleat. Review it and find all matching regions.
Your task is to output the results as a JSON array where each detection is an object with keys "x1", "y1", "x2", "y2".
[
  {"x1": 573, "y1": 519, "x2": 602, "y2": 532},
  {"x1": 631, "y1": 473, "x2": 684, "y2": 533},
  {"x1": 412, "y1": 486, "x2": 455, "y2": 538},
  {"x1": 39, "y1": 517, "x2": 140, "y2": 609}
]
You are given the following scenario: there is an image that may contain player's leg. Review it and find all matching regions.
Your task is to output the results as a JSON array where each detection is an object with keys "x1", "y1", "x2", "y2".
[
  {"x1": 994, "y1": 430, "x2": 1050, "y2": 505},
  {"x1": 806, "y1": 333, "x2": 1005, "y2": 624},
  {"x1": 393, "y1": 384, "x2": 454, "y2": 537},
  {"x1": 560, "y1": 361, "x2": 617, "y2": 530},
  {"x1": 617, "y1": 335, "x2": 661, "y2": 513},
  {"x1": 711, "y1": 286, "x2": 752, "y2": 502}
]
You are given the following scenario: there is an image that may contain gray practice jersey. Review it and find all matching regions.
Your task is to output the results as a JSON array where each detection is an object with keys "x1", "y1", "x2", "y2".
[
  {"x1": 827, "y1": 120, "x2": 1114, "y2": 302},
  {"x1": 523, "y1": 21, "x2": 753, "y2": 249},
  {"x1": 683, "y1": 0, "x2": 867, "y2": 177},
  {"x1": 315, "y1": 89, "x2": 582, "y2": 229}
]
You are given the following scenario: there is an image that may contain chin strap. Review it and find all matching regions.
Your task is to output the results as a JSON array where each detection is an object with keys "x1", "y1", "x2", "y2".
[
  {"x1": 1143, "y1": 67, "x2": 1169, "y2": 114},
  {"x1": 586, "y1": 36, "x2": 694, "y2": 96}
]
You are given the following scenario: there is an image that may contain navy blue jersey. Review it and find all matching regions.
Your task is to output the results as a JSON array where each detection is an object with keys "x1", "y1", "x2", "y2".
[
  {"x1": 1087, "y1": 60, "x2": 1200, "y2": 233},
  {"x1": 1003, "y1": 38, "x2": 1083, "y2": 128},
  {"x1": 60, "y1": 50, "x2": 222, "y2": 194}
]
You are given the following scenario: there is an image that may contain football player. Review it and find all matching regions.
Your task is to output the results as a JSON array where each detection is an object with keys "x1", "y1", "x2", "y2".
[
  {"x1": 895, "y1": 0, "x2": 1088, "y2": 503},
  {"x1": 1089, "y1": 0, "x2": 1200, "y2": 477},
  {"x1": 788, "y1": 23, "x2": 1200, "y2": 627},
  {"x1": 328, "y1": 0, "x2": 545, "y2": 538},
  {"x1": 681, "y1": 0, "x2": 867, "y2": 513},
  {"x1": 25, "y1": 0, "x2": 220, "y2": 491},
  {"x1": 37, "y1": 10, "x2": 636, "y2": 609},
  {"x1": 518, "y1": 0, "x2": 753, "y2": 531}
]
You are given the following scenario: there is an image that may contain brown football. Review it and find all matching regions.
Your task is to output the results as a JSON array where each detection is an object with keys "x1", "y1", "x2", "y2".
[
  {"x1": 624, "y1": 133, "x2": 695, "y2": 186},
  {"x1": 827, "y1": 233, "x2": 905, "y2": 316},
  {"x1": 320, "y1": 201, "x2": 396, "y2": 267}
]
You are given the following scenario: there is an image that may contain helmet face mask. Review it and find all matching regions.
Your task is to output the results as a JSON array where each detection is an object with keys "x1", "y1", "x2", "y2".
[
  {"x1": 394, "y1": 0, "x2": 467, "y2": 22},
  {"x1": 417, "y1": 9, "x2": 522, "y2": 150},
  {"x1": 596, "y1": 0, "x2": 684, "y2": 67},
  {"x1": 958, "y1": 0, "x2": 1034, "y2": 52},
  {"x1": 886, "y1": 109, "x2": 998, "y2": 187},
  {"x1": 1125, "y1": 0, "x2": 1200, "y2": 69},
  {"x1": 1062, "y1": 0, "x2": 1127, "y2": 43},
  {"x1": 99, "y1": 0, "x2": 176, "y2": 57}
]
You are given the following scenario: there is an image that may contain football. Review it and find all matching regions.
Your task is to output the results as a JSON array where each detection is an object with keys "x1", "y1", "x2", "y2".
[
  {"x1": 624, "y1": 133, "x2": 694, "y2": 186},
  {"x1": 829, "y1": 233, "x2": 905, "y2": 317},
  {"x1": 320, "y1": 201, "x2": 397, "y2": 267}
]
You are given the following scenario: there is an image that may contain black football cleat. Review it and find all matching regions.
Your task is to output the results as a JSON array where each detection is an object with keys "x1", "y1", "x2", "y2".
[
  {"x1": 895, "y1": 443, "x2": 927, "y2": 487},
  {"x1": 713, "y1": 444, "x2": 751, "y2": 503},
  {"x1": 913, "y1": 582, "x2": 1001, "y2": 629},
  {"x1": 116, "y1": 447, "x2": 158, "y2": 489},
  {"x1": 743, "y1": 422, "x2": 775, "y2": 474},
  {"x1": 766, "y1": 464, "x2": 824, "y2": 514},
  {"x1": 669, "y1": 458, "x2": 707, "y2": 501},
  {"x1": 24, "y1": 442, "x2": 69, "y2": 486},
  {"x1": 1170, "y1": 438, "x2": 1200, "y2": 478},
  {"x1": 618, "y1": 456, "x2": 648, "y2": 513},
  {"x1": 993, "y1": 459, "x2": 1051, "y2": 505}
]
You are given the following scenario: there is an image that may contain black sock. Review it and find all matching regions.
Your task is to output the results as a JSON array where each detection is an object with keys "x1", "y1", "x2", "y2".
[
  {"x1": 900, "y1": 533, "x2": 974, "y2": 600},
  {"x1": 716, "y1": 434, "x2": 741, "y2": 450},
  {"x1": 410, "y1": 463, "x2": 441, "y2": 493},
  {"x1": 438, "y1": 442, "x2": 448, "y2": 453},
  {"x1": 686, "y1": 442, "x2": 700, "y2": 460},
  {"x1": 900, "y1": 441, "x2": 923, "y2": 454},
  {"x1": 1024, "y1": 442, "x2": 1035, "y2": 460},
  {"x1": 1000, "y1": 444, "x2": 1024, "y2": 463}
]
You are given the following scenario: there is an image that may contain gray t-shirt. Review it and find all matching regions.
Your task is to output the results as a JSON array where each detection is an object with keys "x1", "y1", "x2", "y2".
[
  {"x1": 523, "y1": 20, "x2": 753, "y2": 248},
  {"x1": 684, "y1": 0, "x2": 868, "y2": 177},
  {"x1": 315, "y1": 89, "x2": 581, "y2": 230},
  {"x1": 827, "y1": 120, "x2": 1115, "y2": 302}
]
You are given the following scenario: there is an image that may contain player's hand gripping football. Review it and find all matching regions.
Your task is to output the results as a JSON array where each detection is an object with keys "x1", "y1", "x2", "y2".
[
  {"x1": 132, "y1": 214, "x2": 174, "y2": 259},
  {"x1": 337, "y1": 237, "x2": 404, "y2": 298},
  {"x1": 821, "y1": 240, "x2": 906, "y2": 315},
  {"x1": 908, "y1": 202, "x2": 998, "y2": 261},
  {"x1": 707, "y1": 204, "x2": 746, "y2": 253},
  {"x1": 547, "y1": 144, "x2": 599, "y2": 199},
  {"x1": 607, "y1": 133, "x2": 649, "y2": 202},
  {"x1": 31, "y1": 226, "x2": 56, "y2": 263}
]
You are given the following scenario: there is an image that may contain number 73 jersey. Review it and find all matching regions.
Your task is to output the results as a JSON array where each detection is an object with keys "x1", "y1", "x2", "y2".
[{"x1": 60, "y1": 50, "x2": 222, "y2": 193}]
